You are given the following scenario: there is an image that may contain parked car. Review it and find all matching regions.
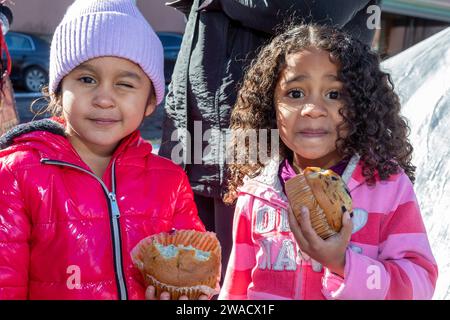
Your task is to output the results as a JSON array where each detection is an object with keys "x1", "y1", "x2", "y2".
[
  {"x1": 156, "y1": 32, "x2": 182, "y2": 84},
  {"x1": 4, "y1": 31, "x2": 50, "y2": 92},
  {"x1": 4, "y1": 31, "x2": 181, "y2": 92}
]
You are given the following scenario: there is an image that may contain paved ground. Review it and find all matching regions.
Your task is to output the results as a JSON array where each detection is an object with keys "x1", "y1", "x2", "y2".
[{"x1": 14, "y1": 92, "x2": 165, "y2": 148}]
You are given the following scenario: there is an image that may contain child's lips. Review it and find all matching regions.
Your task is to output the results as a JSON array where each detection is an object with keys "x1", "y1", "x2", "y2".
[
  {"x1": 89, "y1": 118, "x2": 120, "y2": 126},
  {"x1": 298, "y1": 129, "x2": 328, "y2": 137}
]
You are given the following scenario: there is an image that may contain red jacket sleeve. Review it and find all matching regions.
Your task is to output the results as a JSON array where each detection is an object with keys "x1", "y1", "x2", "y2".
[
  {"x1": 171, "y1": 169, "x2": 205, "y2": 232},
  {"x1": 0, "y1": 161, "x2": 31, "y2": 299}
]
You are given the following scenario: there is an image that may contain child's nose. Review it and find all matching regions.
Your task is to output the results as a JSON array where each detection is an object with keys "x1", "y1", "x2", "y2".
[
  {"x1": 300, "y1": 101, "x2": 327, "y2": 118},
  {"x1": 93, "y1": 86, "x2": 115, "y2": 109}
]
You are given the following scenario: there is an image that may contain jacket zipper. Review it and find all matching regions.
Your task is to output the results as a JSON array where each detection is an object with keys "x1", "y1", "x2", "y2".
[{"x1": 41, "y1": 158, "x2": 128, "y2": 300}]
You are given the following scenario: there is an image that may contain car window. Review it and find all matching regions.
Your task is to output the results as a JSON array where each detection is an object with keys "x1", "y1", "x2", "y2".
[
  {"x1": 5, "y1": 34, "x2": 34, "y2": 51},
  {"x1": 158, "y1": 35, "x2": 181, "y2": 47}
]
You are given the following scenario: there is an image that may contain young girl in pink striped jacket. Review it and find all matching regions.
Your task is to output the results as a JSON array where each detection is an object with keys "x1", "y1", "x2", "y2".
[{"x1": 219, "y1": 24, "x2": 438, "y2": 300}]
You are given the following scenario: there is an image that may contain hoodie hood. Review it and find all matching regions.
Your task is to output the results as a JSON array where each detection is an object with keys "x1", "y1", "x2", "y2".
[
  {"x1": 238, "y1": 154, "x2": 363, "y2": 208},
  {"x1": 0, "y1": 118, "x2": 66, "y2": 150}
]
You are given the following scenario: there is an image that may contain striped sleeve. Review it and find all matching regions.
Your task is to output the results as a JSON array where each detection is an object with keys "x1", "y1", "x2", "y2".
[
  {"x1": 322, "y1": 173, "x2": 438, "y2": 300},
  {"x1": 218, "y1": 193, "x2": 256, "y2": 300}
]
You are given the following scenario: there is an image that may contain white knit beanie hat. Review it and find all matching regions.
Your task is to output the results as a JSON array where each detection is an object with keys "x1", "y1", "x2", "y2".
[{"x1": 49, "y1": 0, "x2": 165, "y2": 104}]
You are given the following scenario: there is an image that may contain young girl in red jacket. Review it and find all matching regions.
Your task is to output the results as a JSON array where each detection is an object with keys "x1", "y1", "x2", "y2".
[
  {"x1": 0, "y1": 0, "x2": 207, "y2": 300},
  {"x1": 219, "y1": 24, "x2": 438, "y2": 300}
]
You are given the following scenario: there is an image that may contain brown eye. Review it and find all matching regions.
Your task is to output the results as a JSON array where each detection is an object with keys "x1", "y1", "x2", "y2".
[
  {"x1": 79, "y1": 76, "x2": 96, "y2": 84},
  {"x1": 288, "y1": 89, "x2": 304, "y2": 99},
  {"x1": 327, "y1": 91, "x2": 340, "y2": 100}
]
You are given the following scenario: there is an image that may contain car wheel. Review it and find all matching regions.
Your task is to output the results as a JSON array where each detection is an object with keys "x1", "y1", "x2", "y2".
[{"x1": 24, "y1": 66, "x2": 48, "y2": 92}]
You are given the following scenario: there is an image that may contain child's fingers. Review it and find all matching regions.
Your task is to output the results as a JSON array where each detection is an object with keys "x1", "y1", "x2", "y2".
[
  {"x1": 288, "y1": 206, "x2": 309, "y2": 249},
  {"x1": 160, "y1": 291, "x2": 171, "y2": 300},
  {"x1": 340, "y1": 211, "x2": 354, "y2": 243},
  {"x1": 296, "y1": 206, "x2": 322, "y2": 245},
  {"x1": 179, "y1": 295, "x2": 189, "y2": 300},
  {"x1": 198, "y1": 295, "x2": 209, "y2": 300},
  {"x1": 145, "y1": 286, "x2": 156, "y2": 300},
  {"x1": 146, "y1": 286, "x2": 171, "y2": 300}
]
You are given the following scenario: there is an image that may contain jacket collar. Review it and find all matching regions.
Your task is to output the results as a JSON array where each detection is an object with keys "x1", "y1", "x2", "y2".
[
  {"x1": 239, "y1": 154, "x2": 363, "y2": 208},
  {"x1": 0, "y1": 118, "x2": 65, "y2": 150},
  {"x1": 0, "y1": 118, "x2": 152, "y2": 166}
]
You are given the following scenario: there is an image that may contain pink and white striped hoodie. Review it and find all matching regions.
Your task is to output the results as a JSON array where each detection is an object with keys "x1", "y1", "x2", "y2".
[{"x1": 219, "y1": 155, "x2": 438, "y2": 300}]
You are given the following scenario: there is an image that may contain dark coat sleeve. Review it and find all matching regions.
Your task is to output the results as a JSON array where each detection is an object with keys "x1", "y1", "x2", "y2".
[
  {"x1": 342, "y1": 0, "x2": 381, "y2": 46},
  {"x1": 166, "y1": 0, "x2": 195, "y2": 16},
  {"x1": 218, "y1": 0, "x2": 379, "y2": 40}
]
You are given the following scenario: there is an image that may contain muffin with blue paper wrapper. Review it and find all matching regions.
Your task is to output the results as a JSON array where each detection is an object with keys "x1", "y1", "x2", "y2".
[{"x1": 131, "y1": 229, "x2": 221, "y2": 299}]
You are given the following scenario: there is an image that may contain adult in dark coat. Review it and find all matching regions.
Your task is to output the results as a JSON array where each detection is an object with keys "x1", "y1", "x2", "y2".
[{"x1": 159, "y1": 0, "x2": 381, "y2": 280}]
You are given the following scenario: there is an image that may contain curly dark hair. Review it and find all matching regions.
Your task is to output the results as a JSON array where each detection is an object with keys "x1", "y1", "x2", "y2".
[{"x1": 224, "y1": 24, "x2": 415, "y2": 204}]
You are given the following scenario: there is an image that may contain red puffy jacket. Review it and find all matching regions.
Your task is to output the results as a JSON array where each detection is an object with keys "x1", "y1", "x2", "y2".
[{"x1": 0, "y1": 119, "x2": 205, "y2": 299}]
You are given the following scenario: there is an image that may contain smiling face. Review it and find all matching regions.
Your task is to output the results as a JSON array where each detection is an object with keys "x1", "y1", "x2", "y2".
[
  {"x1": 274, "y1": 47, "x2": 348, "y2": 169},
  {"x1": 61, "y1": 56, "x2": 156, "y2": 156}
]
